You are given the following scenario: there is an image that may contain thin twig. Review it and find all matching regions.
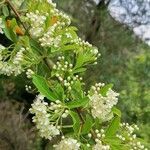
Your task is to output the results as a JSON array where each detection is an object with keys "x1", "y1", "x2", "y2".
[{"x1": 5, "y1": 0, "x2": 27, "y2": 30}]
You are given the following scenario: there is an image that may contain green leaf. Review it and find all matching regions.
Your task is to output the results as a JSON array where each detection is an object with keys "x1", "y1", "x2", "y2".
[
  {"x1": 82, "y1": 114, "x2": 94, "y2": 134},
  {"x1": 100, "y1": 84, "x2": 113, "y2": 96},
  {"x1": 71, "y1": 80, "x2": 83, "y2": 100},
  {"x1": 3, "y1": 19, "x2": 18, "y2": 42},
  {"x1": 112, "y1": 107, "x2": 121, "y2": 117},
  {"x1": 72, "y1": 67, "x2": 87, "y2": 74},
  {"x1": 70, "y1": 111, "x2": 80, "y2": 133},
  {"x1": 53, "y1": 83, "x2": 65, "y2": 100},
  {"x1": 61, "y1": 44, "x2": 77, "y2": 51},
  {"x1": 66, "y1": 97, "x2": 89, "y2": 109},
  {"x1": 2, "y1": 5, "x2": 9, "y2": 17},
  {"x1": 94, "y1": 118, "x2": 101, "y2": 129},
  {"x1": 105, "y1": 138, "x2": 130, "y2": 150},
  {"x1": 68, "y1": 26, "x2": 78, "y2": 31},
  {"x1": 32, "y1": 74, "x2": 57, "y2": 101},
  {"x1": 105, "y1": 116, "x2": 120, "y2": 137},
  {"x1": 75, "y1": 54, "x2": 84, "y2": 69}
]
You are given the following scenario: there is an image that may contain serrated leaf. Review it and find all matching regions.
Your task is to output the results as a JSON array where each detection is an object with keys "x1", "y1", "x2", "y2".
[
  {"x1": 72, "y1": 67, "x2": 87, "y2": 74},
  {"x1": 3, "y1": 19, "x2": 18, "y2": 42},
  {"x1": 82, "y1": 114, "x2": 94, "y2": 134},
  {"x1": 105, "y1": 116, "x2": 120, "y2": 137},
  {"x1": 54, "y1": 83, "x2": 65, "y2": 100},
  {"x1": 29, "y1": 38, "x2": 42, "y2": 54},
  {"x1": 61, "y1": 44, "x2": 77, "y2": 51},
  {"x1": 68, "y1": 26, "x2": 78, "y2": 31},
  {"x1": 100, "y1": 84, "x2": 113, "y2": 96},
  {"x1": 75, "y1": 54, "x2": 84, "y2": 69},
  {"x1": 71, "y1": 80, "x2": 83, "y2": 99},
  {"x1": 66, "y1": 97, "x2": 89, "y2": 109},
  {"x1": 2, "y1": 5, "x2": 9, "y2": 17},
  {"x1": 112, "y1": 107, "x2": 121, "y2": 117},
  {"x1": 32, "y1": 74, "x2": 57, "y2": 101},
  {"x1": 70, "y1": 111, "x2": 80, "y2": 133}
]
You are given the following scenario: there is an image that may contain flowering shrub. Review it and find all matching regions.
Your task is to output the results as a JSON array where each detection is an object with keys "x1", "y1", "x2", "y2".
[{"x1": 0, "y1": 0, "x2": 148, "y2": 149}]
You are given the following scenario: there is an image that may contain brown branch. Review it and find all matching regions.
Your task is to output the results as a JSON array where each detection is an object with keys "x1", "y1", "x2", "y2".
[
  {"x1": 76, "y1": 108, "x2": 97, "y2": 139},
  {"x1": 5, "y1": 0, "x2": 27, "y2": 31},
  {"x1": 91, "y1": 129, "x2": 97, "y2": 139}
]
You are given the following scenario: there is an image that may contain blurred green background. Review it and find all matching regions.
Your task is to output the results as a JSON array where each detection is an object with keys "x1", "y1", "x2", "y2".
[{"x1": 0, "y1": 0, "x2": 150, "y2": 149}]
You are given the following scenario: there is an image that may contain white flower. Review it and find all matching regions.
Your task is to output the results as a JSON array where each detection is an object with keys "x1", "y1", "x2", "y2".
[
  {"x1": 93, "y1": 140, "x2": 110, "y2": 150},
  {"x1": 30, "y1": 94, "x2": 60, "y2": 140},
  {"x1": 26, "y1": 69, "x2": 34, "y2": 78},
  {"x1": 39, "y1": 24, "x2": 62, "y2": 48},
  {"x1": 0, "y1": 61, "x2": 24, "y2": 76},
  {"x1": 47, "y1": 0, "x2": 56, "y2": 7},
  {"x1": 54, "y1": 138, "x2": 80, "y2": 150},
  {"x1": 13, "y1": 47, "x2": 25, "y2": 65},
  {"x1": 89, "y1": 88, "x2": 119, "y2": 121},
  {"x1": 26, "y1": 12, "x2": 46, "y2": 38}
]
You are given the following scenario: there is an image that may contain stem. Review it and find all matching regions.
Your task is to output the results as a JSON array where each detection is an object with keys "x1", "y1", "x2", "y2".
[
  {"x1": 91, "y1": 129, "x2": 97, "y2": 139},
  {"x1": 5, "y1": 0, "x2": 27, "y2": 31},
  {"x1": 43, "y1": 57, "x2": 54, "y2": 69},
  {"x1": 76, "y1": 108, "x2": 97, "y2": 139}
]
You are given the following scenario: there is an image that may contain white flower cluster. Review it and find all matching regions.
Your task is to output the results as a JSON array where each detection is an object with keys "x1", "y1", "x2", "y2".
[
  {"x1": 39, "y1": 19, "x2": 68, "y2": 48},
  {"x1": 71, "y1": 37, "x2": 100, "y2": 59},
  {"x1": 38, "y1": 6, "x2": 71, "y2": 47},
  {"x1": 49, "y1": 100, "x2": 69, "y2": 119},
  {"x1": 116, "y1": 134, "x2": 125, "y2": 141},
  {"x1": 93, "y1": 140, "x2": 110, "y2": 150},
  {"x1": 50, "y1": 8, "x2": 71, "y2": 26},
  {"x1": 120, "y1": 123, "x2": 147, "y2": 150},
  {"x1": 25, "y1": 85, "x2": 32, "y2": 92},
  {"x1": 95, "y1": 129, "x2": 106, "y2": 139},
  {"x1": 54, "y1": 138, "x2": 80, "y2": 150},
  {"x1": 130, "y1": 141, "x2": 147, "y2": 150},
  {"x1": 53, "y1": 56, "x2": 82, "y2": 90},
  {"x1": 88, "y1": 83, "x2": 119, "y2": 121},
  {"x1": 39, "y1": 24, "x2": 62, "y2": 47},
  {"x1": 26, "y1": 69, "x2": 34, "y2": 78},
  {"x1": 26, "y1": 11, "x2": 46, "y2": 38},
  {"x1": 29, "y1": 94, "x2": 60, "y2": 140},
  {"x1": 71, "y1": 37, "x2": 93, "y2": 48},
  {"x1": 0, "y1": 62, "x2": 22, "y2": 76},
  {"x1": 47, "y1": 0, "x2": 56, "y2": 7},
  {"x1": 0, "y1": 18, "x2": 4, "y2": 34},
  {"x1": 88, "y1": 129, "x2": 110, "y2": 150},
  {"x1": 0, "y1": 46, "x2": 25, "y2": 76},
  {"x1": 53, "y1": 56, "x2": 73, "y2": 73},
  {"x1": 0, "y1": 49, "x2": 23, "y2": 76},
  {"x1": 120, "y1": 123, "x2": 139, "y2": 137},
  {"x1": 13, "y1": 47, "x2": 25, "y2": 65},
  {"x1": 88, "y1": 129, "x2": 106, "y2": 139}
]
